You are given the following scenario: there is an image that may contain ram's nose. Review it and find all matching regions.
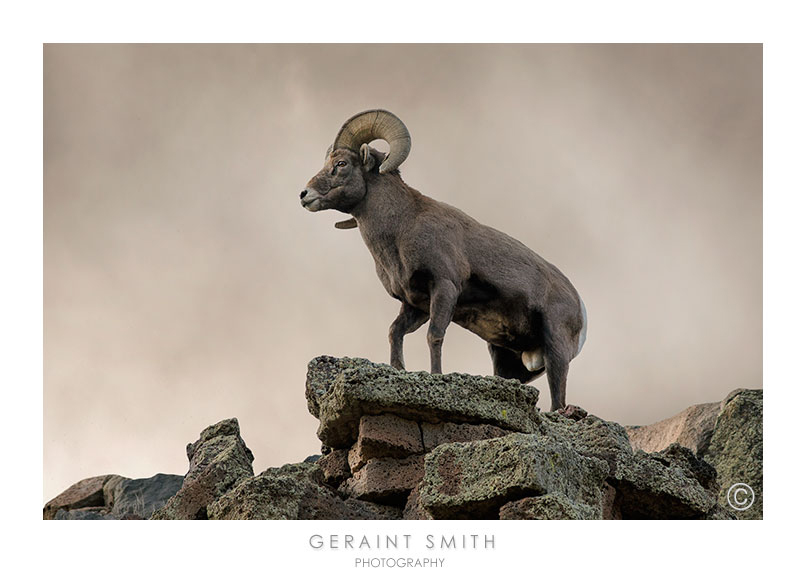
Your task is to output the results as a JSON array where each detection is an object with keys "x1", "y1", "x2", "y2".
[{"x1": 299, "y1": 189, "x2": 308, "y2": 199}]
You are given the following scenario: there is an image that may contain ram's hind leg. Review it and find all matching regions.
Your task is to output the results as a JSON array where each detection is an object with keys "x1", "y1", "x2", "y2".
[
  {"x1": 543, "y1": 321, "x2": 576, "y2": 412},
  {"x1": 488, "y1": 344, "x2": 543, "y2": 384},
  {"x1": 389, "y1": 302, "x2": 428, "y2": 370}
]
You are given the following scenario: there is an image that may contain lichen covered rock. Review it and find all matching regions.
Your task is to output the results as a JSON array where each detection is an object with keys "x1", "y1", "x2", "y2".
[
  {"x1": 499, "y1": 493, "x2": 598, "y2": 520},
  {"x1": 610, "y1": 446, "x2": 718, "y2": 519},
  {"x1": 151, "y1": 418, "x2": 254, "y2": 520},
  {"x1": 704, "y1": 389, "x2": 763, "y2": 519},
  {"x1": 208, "y1": 462, "x2": 401, "y2": 520},
  {"x1": 305, "y1": 356, "x2": 541, "y2": 448},
  {"x1": 538, "y1": 412, "x2": 634, "y2": 476},
  {"x1": 47, "y1": 356, "x2": 761, "y2": 522},
  {"x1": 419, "y1": 433, "x2": 608, "y2": 519}
]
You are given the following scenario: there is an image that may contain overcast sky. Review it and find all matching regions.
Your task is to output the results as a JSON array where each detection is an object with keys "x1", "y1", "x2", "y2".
[{"x1": 44, "y1": 44, "x2": 761, "y2": 502}]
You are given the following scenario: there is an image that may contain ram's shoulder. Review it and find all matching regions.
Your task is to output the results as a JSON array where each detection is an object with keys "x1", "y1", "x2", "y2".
[{"x1": 405, "y1": 194, "x2": 476, "y2": 232}]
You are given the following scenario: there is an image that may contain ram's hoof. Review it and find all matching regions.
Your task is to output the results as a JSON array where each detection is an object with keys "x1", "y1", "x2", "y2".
[{"x1": 557, "y1": 405, "x2": 588, "y2": 421}]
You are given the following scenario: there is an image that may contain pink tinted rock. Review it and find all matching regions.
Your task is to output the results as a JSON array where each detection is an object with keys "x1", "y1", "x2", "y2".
[
  {"x1": 626, "y1": 401, "x2": 721, "y2": 455},
  {"x1": 43, "y1": 474, "x2": 120, "y2": 520},
  {"x1": 341, "y1": 455, "x2": 425, "y2": 504},
  {"x1": 318, "y1": 449, "x2": 351, "y2": 487},
  {"x1": 557, "y1": 405, "x2": 588, "y2": 421},
  {"x1": 348, "y1": 414, "x2": 423, "y2": 472}
]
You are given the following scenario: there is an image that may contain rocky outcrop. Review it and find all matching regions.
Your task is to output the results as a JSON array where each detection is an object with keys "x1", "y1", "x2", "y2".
[
  {"x1": 627, "y1": 389, "x2": 762, "y2": 520},
  {"x1": 305, "y1": 356, "x2": 541, "y2": 447},
  {"x1": 298, "y1": 357, "x2": 742, "y2": 520},
  {"x1": 44, "y1": 473, "x2": 182, "y2": 520},
  {"x1": 151, "y1": 418, "x2": 254, "y2": 520},
  {"x1": 626, "y1": 402, "x2": 721, "y2": 456},
  {"x1": 45, "y1": 357, "x2": 761, "y2": 521}
]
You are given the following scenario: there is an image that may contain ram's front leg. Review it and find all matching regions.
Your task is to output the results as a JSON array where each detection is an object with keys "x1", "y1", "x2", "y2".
[
  {"x1": 427, "y1": 279, "x2": 459, "y2": 374},
  {"x1": 389, "y1": 302, "x2": 428, "y2": 370}
]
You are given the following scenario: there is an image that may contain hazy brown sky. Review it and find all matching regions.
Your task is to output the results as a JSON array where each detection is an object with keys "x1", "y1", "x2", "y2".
[{"x1": 44, "y1": 44, "x2": 761, "y2": 502}]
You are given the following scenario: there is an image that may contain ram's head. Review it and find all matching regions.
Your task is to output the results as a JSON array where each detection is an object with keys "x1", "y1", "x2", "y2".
[{"x1": 299, "y1": 109, "x2": 410, "y2": 224}]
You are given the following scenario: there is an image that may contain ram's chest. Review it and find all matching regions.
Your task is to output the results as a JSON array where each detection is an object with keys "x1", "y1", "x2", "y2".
[
  {"x1": 367, "y1": 248, "x2": 410, "y2": 301},
  {"x1": 361, "y1": 230, "x2": 412, "y2": 301},
  {"x1": 373, "y1": 261, "x2": 400, "y2": 298},
  {"x1": 375, "y1": 264, "x2": 430, "y2": 309}
]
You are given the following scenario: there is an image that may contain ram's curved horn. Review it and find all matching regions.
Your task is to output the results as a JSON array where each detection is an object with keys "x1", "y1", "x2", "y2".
[{"x1": 332, "y1": 109, "x2": 411, "y2": 174}]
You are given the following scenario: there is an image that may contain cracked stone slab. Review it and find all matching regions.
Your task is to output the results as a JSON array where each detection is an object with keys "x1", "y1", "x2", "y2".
[
  {"x1": 419, "y1": 433, "x2": 608, "y2": 519},
  {"x1": 305, "y1": 356, "x2": 541, "y2": 448}
]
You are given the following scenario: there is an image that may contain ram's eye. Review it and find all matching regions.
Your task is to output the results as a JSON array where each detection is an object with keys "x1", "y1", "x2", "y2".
[{"x1": 336, "y1": 161, "x2": 347, "y2": 167}]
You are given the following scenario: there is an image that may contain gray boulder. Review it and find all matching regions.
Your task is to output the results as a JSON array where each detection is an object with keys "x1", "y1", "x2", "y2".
[
  {"x1": 105, "y1": 473, "x2": 183, "y2": 518},
  {"x1": 45, "y1": 473, "x2": 182, "y2": 520}
]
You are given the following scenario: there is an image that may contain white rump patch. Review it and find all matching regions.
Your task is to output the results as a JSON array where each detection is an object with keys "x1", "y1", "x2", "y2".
[
  {"x1": 576, "y1": 297, "x2": 587, "y2": 356},
  {"x1": 521, "y1": 297, "x2": 586, "y2": 371},
  {"x1": 521, "y1": 348, "x2": 545, "y2": 372}
]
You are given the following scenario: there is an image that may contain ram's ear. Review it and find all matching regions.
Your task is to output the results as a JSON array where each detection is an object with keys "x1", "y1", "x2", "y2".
[
  {"x1": 360, "y1": 144, "x2": 375, "y2": 172},
  {"x1": 334, "y1": 218, "x2": 358, "y2": 230}
]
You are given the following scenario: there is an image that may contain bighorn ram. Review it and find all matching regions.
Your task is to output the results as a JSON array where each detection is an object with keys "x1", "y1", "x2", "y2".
[{"x1": 299, "y1": 109, "x2": 587, "y2": 411}]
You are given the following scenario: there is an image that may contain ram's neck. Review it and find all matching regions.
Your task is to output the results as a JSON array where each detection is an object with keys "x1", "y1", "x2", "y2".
[
  {"x1": 349, "y1": 176, "x2": 421, "y2": 282},
  {"x1": 351, "y1": 175, "x2": 419, "y2": 237}
]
